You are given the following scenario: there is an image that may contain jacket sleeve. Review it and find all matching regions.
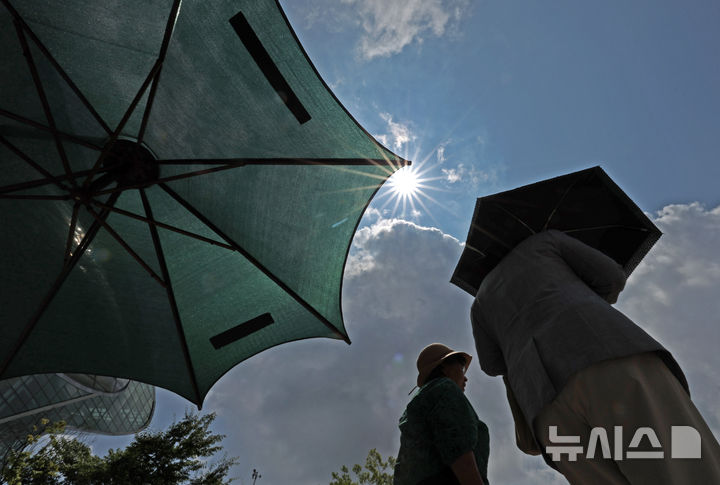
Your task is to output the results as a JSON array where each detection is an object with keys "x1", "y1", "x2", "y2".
[
  {"x1": 549, "y1": 229, "x2": 627, "y2": 304},
  {"x1": 470, "y1": 298, "x2": 507, "y2": 376},
  {"x1": 503, "y1": 375, "x2": 541, "y2": 455}
]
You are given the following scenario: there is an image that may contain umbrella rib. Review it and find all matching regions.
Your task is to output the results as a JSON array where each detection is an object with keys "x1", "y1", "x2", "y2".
[
  {"x1": 137, "y1": 0, "x2": 182, "y2": 144},
  {"x1": 13, "y1": 19, "x2": 76, "y2": 188},
  {"x1": 159, "y1": 183, "x2": 352, "y2": 344},
  {"x1": 80, "y1": 61, "x2": 162, "y2": 189},
  {"x1": 83, "y1": 202, "x2": 167, "y2": 287},
  {"x1": 0, "y1": 108, "x2": 103, "y2": 151},
  {"x1": 543, "y1": 177, "x2": 582, "y2": 231},
  {"x1": 469, "y1": 222, "x2": 513, "y2": 251},
  {"x1": 156, "y1": 157, "x2": 408, "y2": 166},
  {"x1": 90, "y1": 200, "x2": 236, "y2": 251},
  {"x1": 1, "y1": 0, "x2": 112, "y2": 135},
  {"x1": 0, "y1": 134, "x2": 72, "y2": 193},
  {"x1": 0, "y1": 161, "x2": 117, "y2": 196},
  {"x1": 0, "y1": 194, "x2": 71, "y2": 200},
  {"x1": 139, "y1": 188, "x2": 203, "y2": 405},
  {"x1": 0, "y1": 192, "x2": 120, "y2": 378},
  {"x1": 92, "y1": 164, "x2": 241, "y2": 196},
  {"x1": 492, "y1": 203, "x2": 537, "y2": 236}
]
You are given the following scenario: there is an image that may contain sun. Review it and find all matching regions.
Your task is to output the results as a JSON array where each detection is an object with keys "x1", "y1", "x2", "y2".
[
  {"x1": 336, "y1": 149, "x2": 447, "y2": 223},
  {"x1": 372, "y1": 159, "x2": 446, "y2": 223},
  {"x1": 388, "y1": 166, "x2": 420, "y2": 197}
]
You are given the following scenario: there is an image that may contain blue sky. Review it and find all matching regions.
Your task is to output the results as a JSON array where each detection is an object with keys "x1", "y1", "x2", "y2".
[
  {"x1": 285, "y1": 0, "x2": 720, "y2": 238},
  {"x1": 88, "y1": 1, "x2": 720, "y2": 484}
]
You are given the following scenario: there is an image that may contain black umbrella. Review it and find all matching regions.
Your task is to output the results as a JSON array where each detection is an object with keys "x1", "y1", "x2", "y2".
[{"x1": 451, "y1": 166, "x2": 661, "y2": 296}]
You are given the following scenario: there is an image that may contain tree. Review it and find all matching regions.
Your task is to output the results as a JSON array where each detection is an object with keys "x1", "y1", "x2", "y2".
[
  {"x1": 329, "y1": 449, "x2": 395, "y2": 485},
  {"x1": 1, "y1": 412, "x2": 237, "y2": 484},
  {"x1": 0, "y1": 418, "x2": 75, "y2": 485}
]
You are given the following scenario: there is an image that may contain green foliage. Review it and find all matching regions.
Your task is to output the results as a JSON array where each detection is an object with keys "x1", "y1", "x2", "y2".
[
  {"x1": 329, "y1": 449, "x2": 395, "y2": 485},
  {"x1": 1, "y1": 418, "x2": 68, "y2": 485},
  {"x1": 1, "y1": 412, "x2": 237, "y2": 484}
]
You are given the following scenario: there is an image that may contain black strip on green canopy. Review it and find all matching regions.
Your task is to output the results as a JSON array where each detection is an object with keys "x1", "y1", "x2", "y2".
[
  {"x1": 229, "y1": 11, "x2": 311, "y2": 125},
  {"x1": 210, "y1": 313, "x2": 275, "y2": 350}
]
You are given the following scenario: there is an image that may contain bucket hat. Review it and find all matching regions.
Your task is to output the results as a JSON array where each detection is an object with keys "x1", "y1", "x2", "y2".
[{"x1": 416, "y1": 343, "x2": 472, "y2": 387}]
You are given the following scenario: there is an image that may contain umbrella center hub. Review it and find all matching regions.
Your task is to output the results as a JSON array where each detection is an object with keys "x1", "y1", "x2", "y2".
[{"x1": 103, "y1": 139, "x2": 159, "y2": 189}]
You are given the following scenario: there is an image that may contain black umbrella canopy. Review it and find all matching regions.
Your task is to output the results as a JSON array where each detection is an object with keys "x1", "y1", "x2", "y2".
[
  {"x1": 451, "y1": 166, "x2": 661, "y2": 296},
  {"x1": 0, "y1": 0, "x2": 408, "y2": 407}
]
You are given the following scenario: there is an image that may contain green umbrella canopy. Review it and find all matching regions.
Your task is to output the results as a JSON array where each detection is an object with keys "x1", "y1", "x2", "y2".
[{"x1": 0, "y1": 0, "x2": 409, "y2": 407}]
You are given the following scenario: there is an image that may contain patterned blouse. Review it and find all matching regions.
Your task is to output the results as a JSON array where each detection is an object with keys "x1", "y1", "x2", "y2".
[{"x1": 393, "y1": 377, "x2": 490, "y2": 485}]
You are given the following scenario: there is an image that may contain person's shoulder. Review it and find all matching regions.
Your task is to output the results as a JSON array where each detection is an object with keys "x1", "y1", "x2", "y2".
[
  {"x1": 422, "y1": 379, "x2": 477, "y2": 420},
  {"x1": 418, "y1": 378, "x2": 465, "y2": 405}
]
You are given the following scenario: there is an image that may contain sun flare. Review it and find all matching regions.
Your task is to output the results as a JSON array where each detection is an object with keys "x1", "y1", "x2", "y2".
[
  {"x1": 371, "y1": 159, "x2": 447, "y2": 223},
  {"x1": 389, "y1": 166, "x2": 420, "y2": 197}
]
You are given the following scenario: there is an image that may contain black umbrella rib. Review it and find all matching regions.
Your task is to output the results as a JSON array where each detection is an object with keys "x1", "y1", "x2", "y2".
[
  {"x1": 137, "y1": 0, "x2": 182, "y2": 144},
  {"x1": 0, "y1": 109, "x2": 102, "y2": 151},
  {"x1": 0, "y1": 134, "x2": 72, "y2": 193},
  {"x1": 139, "y1": 188, "x2": 202, "y2": 405},
  {"x1": 0, "y1": 161, "x2": 117, "y2": 196},
  {"x1": 160, "y1": 183, "x2": 351, "y2": 345},
  {"x1": 92, "y1": 164, "x2": 240, "y2": 197},
  {"x1": 157, "y1": 158, "x2": 407, "y2": 166},
  {"x1": 84, "y1": 203, "x2": 166, "y2": 287},
  {"x1": 1, "y1": 0, "x2": 112, "y2": 135},
  {"x1": 543, "y1": 177, "x2": 582, "y2": 231},
  {"x1": 0, "y1": 194, "x2": 71, "y2": 200},
  {"x1": 0, "y1": 192, "x2": 120, "y2": 378},
  {"x1": 230, "y1": 12, "x2": 311, "y2": 125},
  {"x1": 14, "y1": 20, "x2": 76, "y2": 188},
  {"x1": 491, "y1": 202, "x2": 536, "y2": 236},
  {"x1": 89, "y1": 200, "x2": 236, "y2": 252},
  {"x1": 81, "y1": 61, "x2": 162, "y2": 190},
  {"x1": 469, "y1": 223, "x2": 513, "y2": 250}
]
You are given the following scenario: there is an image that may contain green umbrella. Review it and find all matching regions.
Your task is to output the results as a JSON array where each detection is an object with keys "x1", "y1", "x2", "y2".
[{"x1": 0, "y1": 0, "x2": 408, "y2": 407}]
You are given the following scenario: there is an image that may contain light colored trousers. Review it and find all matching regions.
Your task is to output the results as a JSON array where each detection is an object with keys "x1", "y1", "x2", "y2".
[{"x1": 533, "y1": 352, "x2": 720, "y2": 485}]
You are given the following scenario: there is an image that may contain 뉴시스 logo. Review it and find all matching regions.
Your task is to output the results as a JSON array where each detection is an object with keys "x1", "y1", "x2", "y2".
[{"x1": 545, "y1": 425, "x2": 702, "y2": 461}]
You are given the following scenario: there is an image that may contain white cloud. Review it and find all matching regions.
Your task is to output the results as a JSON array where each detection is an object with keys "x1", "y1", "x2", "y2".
[
  {"x1": 442, "y1": 164, "x2": 465, "y2": 183},
  {"x1": 362, "y1": 206, "x2": 384, "y2": 222},
  {"x1": 437, "y1": 144, "x2": 447, "y2": 164},
  {"x1": 617, "y1": 202, "x2": 720, "y2": 432},
  {"x1": 198, "y1": 203, "x2": 719, "y2": 485},
  {"x1": 441, "y1": 163, "x2": 499, "y2": 186},
  {"x1": 468, "y1": 165, "x2": 498, "y2": 186},
  {"x1": 376, "y1": 113, "x2": 415, "y2": 152},
  {"x1": 342, "y1": 0, "x2": 470, "y2": 60},
  {"x1": 375, "y1": 133, "x2": 390, "y2": 148}
]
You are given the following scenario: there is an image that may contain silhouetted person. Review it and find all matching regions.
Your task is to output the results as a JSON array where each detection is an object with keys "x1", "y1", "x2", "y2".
[
  {"x1": 394, "y1": 343, "x2": 489, "y2": 485},
  {"x1": 471, "y1": 229, "x2": 720, "y2": 484}
]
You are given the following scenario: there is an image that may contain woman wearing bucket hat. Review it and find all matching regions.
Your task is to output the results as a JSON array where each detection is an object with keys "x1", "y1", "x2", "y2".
[{"x1": 393, "y1": 343, "x2": 489, "y2": 485}]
